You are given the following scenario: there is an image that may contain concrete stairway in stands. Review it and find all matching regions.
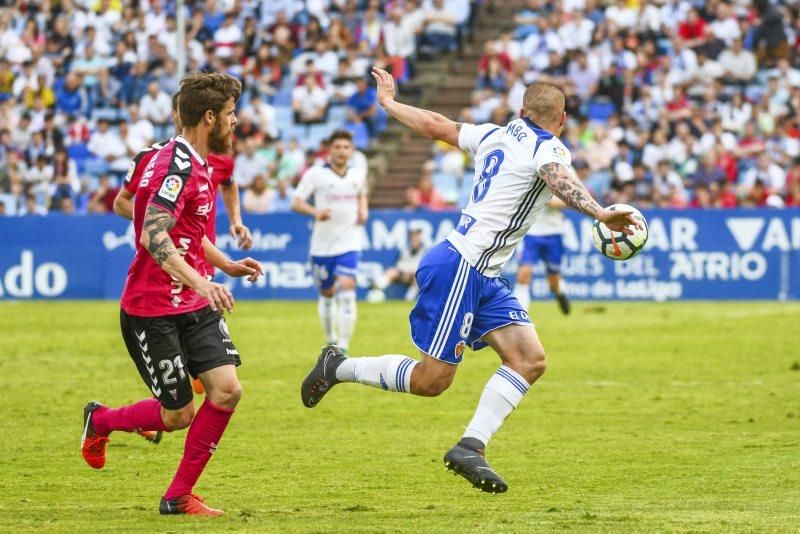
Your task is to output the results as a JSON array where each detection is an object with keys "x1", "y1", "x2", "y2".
[{"x1": 367, "y1": 1, "x2": 520, "y2": 208}]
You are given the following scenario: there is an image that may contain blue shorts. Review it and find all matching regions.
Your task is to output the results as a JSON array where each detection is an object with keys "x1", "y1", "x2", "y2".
[
  {"x1": 410, "y1": 240, "x2": 533, "y2": 365},
  {"x1": 311, "y1": 251, "x2": 359, "y2": 290},
  {"x1": 520, "y1": 234, "x2": 564, "y2": 274}
]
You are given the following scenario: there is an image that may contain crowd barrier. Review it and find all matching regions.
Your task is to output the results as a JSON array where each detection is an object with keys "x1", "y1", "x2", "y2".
[{"x1": 0, "y1": 209, "x2": 797, "y2": 300}]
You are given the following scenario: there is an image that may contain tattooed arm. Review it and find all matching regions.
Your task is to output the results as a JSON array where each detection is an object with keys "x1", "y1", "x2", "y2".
[
  {"x1": 539, "y1": 162, "x2": 641, "y2": 233},
  {"x1": 140, "y1": 205, "x2": 235, "y2": 312},
  {"x1": 371, "y1": 66, "x2": 462, "y2": 146}
]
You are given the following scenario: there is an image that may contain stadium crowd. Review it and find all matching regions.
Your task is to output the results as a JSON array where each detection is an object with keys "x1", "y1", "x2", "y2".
[
  {"x1": 411, "y1": 0, "x2": 800, "y2": 211},
  {"x1": 2, "y1": 0, "x2": 800, "y2": 216},
  {"x1": 0, "y1": 0, "x2": 476, "y2": 215}
]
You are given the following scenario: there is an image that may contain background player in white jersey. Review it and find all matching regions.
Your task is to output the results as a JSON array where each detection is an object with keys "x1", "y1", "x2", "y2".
[
  {"x1": 514, "y1": 197, "x2": 570, "y2": 315},
  {"x1": 292, "y1": 130, "x2": 368, "y2": 352},
  {"x1": 301, "y1": 68, "x2": 640, "y2": 493}
]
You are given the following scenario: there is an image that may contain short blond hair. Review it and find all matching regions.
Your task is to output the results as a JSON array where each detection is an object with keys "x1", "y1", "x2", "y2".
[{"x1": 522, "y1": 82, "x2": 565, "y2": 125}]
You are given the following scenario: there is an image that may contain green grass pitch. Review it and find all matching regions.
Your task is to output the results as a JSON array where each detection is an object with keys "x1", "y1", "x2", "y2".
[{"x1": 1, "y1": 300, "x2": 799, "y2": 532}]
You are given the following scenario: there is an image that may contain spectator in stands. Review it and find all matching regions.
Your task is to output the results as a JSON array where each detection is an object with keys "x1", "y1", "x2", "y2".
[
  {"x1": 420, "y1": 0, "x2": 458, "y2": 57},
  {"x1": 19, "y1": 193, "x2": 48, "y2": 216},
  {"x1": 691, "y1": 151, "x2": 727, "y2": 188},
  {"x1": 52, "y1": 148, "x2": 80, "y2": 194},
  {"x1": 741, "y1": 153, "x2": 787, "y2": 196},
  {"x1": 49, "y1": 173, "x2": 76, "y2": 213},
  {"x1": 243, "y1": 174, "x2": 272, "y2": 215},
  {"x1": 87, "y1": 175, "x2": 119, "y2": 214},
  {"x1": 139, "y1": 81, "x2": 171, "y2": 138},
  {"x1": 87, "y1": 118, "x2": 128, "y2": 175},
  {"x1": 25, "y1": 154, "x2": 54, "y2": 196},
  {"x1": 718, "y1": 38, "x2": 757, "y2": 87},
  {"x1": 347, "y1": 78, "x2": 380, "y2": 136},
  {"x1": 0, "y1": 59, "x2": 14, "y2": 102},
  {"x1": 54, "y1": 73, "x2": 86, "y2": 116},
  {"x1": 406, "y1": 173, "x2": 449, "y2": 211},
  {"x1": 246, "y1": 44, "x2": 282, "y2": 98},
  {"x1": 234, "y1": 138, "x2": 270, "y2": 189},
  {"x1": 653, "y1": 160, "x2": 686, "y2": 203},
  {"x1": 292, "y1": 75, "x2": 329, "y2": 125},
  {"x1": 213, "y1": 13, "x2": 242, "y2": 59},
  {"x1": 241, "y1": 94, "x2": 278, "y2": 141},
  {"x1": 70, "y1": 44, "x2": 109, "y2": 111},
  {"x1": 753, "y1": 0, "x2": 788, "y2": 67},
  {"x1": 0, "y1": 151, "x2": 27, "y2": 197},
  {"x1": 267, "y1": 178, "x2": 294, "y2": 213},
  {"x1": 477, "y1": 56, "x2": 508, "y2": 92},
  {"x1": 384, "y1": 7, "x2": 416, "y2": 83}
]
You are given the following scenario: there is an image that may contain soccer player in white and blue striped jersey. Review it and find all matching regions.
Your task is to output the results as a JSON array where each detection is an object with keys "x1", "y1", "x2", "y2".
[{"x1": 301, "y1": 67, "x2": 641, "y2": 493}]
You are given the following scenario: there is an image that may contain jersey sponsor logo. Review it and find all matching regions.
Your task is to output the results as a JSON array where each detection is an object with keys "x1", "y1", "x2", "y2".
[
  {"x1": 196, "y1": 202, "x2": 213, "y2": 216},
  {"x1": 158, "y1": 175, "x2": 183, "y2": 202},
  {"x1": 456, "y1": 214, "x2": 477, "y2": 235},
  {"x1": 552, "y1": 145, "x2": 569, "y2": 164}
]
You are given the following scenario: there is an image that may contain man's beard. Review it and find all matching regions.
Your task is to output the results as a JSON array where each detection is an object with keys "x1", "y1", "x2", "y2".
[{"x1": 208, "y1": 120, "x2": 232, "y2": 154}]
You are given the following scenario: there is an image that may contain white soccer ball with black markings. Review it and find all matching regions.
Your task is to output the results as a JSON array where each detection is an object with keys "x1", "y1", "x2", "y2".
[{"x1": 592, "y1": 204, "x2": 648, "y2": 260}]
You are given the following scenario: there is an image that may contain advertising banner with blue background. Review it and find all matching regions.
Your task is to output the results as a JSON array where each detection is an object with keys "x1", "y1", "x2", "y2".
[{"x1": 0, "y1": 209, "x2": 798, "y2": 301}]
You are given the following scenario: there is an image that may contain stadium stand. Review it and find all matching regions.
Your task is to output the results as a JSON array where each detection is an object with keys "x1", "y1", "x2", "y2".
[
  {"x1": 388, "y1": 0, "x2": 800, "y2": 210},
  {"x1": 0, "y1": 0, "x2": 481, "y2": 215},
  {"x1": 1, "y1": 0, "x2": 799, "y2": 214}
]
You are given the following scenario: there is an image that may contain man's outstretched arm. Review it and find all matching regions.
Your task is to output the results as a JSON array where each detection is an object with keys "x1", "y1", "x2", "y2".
[
  {"x1": 371, "y1": 67, "x2": 462, "y2": 147},
  {"x1": 539, "y1": 162, "x2": 642, "y2": 234}
]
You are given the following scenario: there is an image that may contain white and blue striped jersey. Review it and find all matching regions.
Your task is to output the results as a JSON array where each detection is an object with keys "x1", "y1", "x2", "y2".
[{"x1": 446, "y1": 117, "x2": 572, "y2": 276}]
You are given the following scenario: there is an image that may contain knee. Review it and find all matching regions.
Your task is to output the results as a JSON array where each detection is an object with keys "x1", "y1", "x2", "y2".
[
  {"x1": 320, "y1": 287, "x2": 335, "y2": 298},
  {"x1": 412, "y1": 371, "x2": 453, "y2": 397},
  {"x1": 338, "y1": 277, "x2": 356, "y2": 291},
  {"x1": 209, "y1": 381, "x2": 243, "y2": 409},
  {"x1": 508, "y1": 348, "x2": 547, "y2": 384},
  {"x1": 162, "y1": 404, "x2": 195, "y2": 431}
]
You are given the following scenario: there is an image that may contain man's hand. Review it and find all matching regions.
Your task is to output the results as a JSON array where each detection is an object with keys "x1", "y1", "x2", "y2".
[
  {"x1": 223, "y1": 257, "x2": 264, "y2": 283},
  {"x1": 599, "y1": 208, "x2": 643, "y2": 235},
  {"x1": 230, "y1": 223, "x2": 253, "y2": 250},
  {"x1": 196, "y1": 280, "x2": 235, "y2": 313},
  {"x1": 316, "y1": 208, "x2": 331, "y2": 221},
  {"x1": 357, "y1": 208, "x2": 368, "y2": 225},
  {"x1": 371, "y1": 66, "x2": 396, "y2": 107}
]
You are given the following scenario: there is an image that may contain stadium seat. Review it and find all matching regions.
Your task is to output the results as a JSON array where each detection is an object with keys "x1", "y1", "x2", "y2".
[
  {"x1": 272, "y1": 87, "x2": 293, "y2": 107},
  {"x1": 345, "y1": 121, "x2": 370, "y2": 150},
  {"x1": 586, "y1": 100, "x2": 617, "y2": 122},
  {"x1": 433, "y1": 172, "x2": 459, "y2": 203}
]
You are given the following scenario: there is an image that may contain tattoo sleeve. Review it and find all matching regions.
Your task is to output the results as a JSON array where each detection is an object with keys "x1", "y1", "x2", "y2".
[
  {"x1": 539, "y1": 162, "x2": 604, "y2": 219},
  {"x1": 143, "y1": 205, "x2": 178, "y2": 266}
]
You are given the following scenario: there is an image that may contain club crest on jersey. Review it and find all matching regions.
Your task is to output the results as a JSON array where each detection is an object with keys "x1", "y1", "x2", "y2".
[
  {"x1": 158, "y1": 175, "x2": 183, "y2": 202},
  {"x1": 455, "y1": 341, "x2": 466, "y2": 357}
]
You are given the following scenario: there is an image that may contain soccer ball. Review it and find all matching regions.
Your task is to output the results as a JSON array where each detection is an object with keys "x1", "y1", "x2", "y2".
[{"x1": 592, "y1": 204, "x2": 648, "y2": 260}]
